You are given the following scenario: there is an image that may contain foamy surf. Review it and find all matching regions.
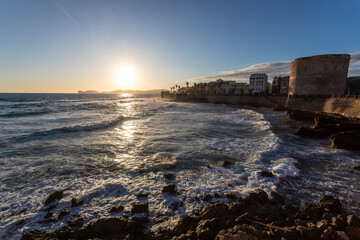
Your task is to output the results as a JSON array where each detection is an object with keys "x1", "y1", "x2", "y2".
[{"x1": 60, "y1": 115, "x2": 124, "y2": 132}]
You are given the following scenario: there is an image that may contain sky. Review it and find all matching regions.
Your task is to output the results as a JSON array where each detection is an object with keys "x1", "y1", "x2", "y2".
[{"x1": 0, "y1": 0, "x2": 359, "y2": 93}]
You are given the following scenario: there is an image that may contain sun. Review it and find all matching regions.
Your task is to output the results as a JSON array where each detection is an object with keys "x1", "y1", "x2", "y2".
[{"x1": 115, "y1": 66, "x2": 137, "y2": 89}]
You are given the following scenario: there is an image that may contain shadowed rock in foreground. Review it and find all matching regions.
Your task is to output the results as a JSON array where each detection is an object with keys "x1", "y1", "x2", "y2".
[{"x1": 21, "y1": 190, "x2": 360, "y2": 240}]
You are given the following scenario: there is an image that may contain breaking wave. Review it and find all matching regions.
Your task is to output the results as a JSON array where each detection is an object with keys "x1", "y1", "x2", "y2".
[{"x1": 60, "y1": 115, "x2": 124, "y2": 132}]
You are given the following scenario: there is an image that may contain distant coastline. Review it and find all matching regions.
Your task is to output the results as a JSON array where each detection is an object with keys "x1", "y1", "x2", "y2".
[{"x1": 78, "y1": 89, "x2": 167, "y2": 95}]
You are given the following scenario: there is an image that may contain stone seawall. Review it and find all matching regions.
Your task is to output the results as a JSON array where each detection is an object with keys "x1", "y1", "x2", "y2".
[
  {"x1": 161, "y1": 93, "x2": 287, "y2": 108},
  {"x1": 161, "y1": 93, "x2": 360, "y2": 120},
  {"x1": 286, "y1": 96, "x2": 360, "y2": 119}
]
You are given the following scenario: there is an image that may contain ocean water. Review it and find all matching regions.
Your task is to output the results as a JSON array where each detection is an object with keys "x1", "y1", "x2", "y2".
[{"x1": 0, "y1": 93, "x2": 359, "y2": 239}]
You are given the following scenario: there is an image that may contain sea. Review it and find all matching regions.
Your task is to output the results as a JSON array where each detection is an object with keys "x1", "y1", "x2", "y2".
[{"x1": 0, "y1": 93, "x2": 359, "y2": 239}]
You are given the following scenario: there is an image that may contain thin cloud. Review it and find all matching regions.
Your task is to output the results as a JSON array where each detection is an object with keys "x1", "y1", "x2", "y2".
[{"x1": 191, "y1": 52, "x2": 360, "y2": 82}]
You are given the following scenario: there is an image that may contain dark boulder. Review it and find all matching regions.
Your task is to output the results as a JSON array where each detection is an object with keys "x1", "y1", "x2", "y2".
[
  {"x1": 131, "y1": 202, "x2": 149, "y2": 214},
  {"x1": 21, "y1": 230, "x2": 56, "y2": 240},
  {"x1": 260, "y1": 171, "x2": 275, "y2": 177},
  {"x1": 270, "y1": 191, "x2": 285, "y2": 204},
  {"x1": 351, "y1": 165, "x2": 360, "y2": 170},
  {"x1": 137, "y1": 192, "x2": 149, "y2": 198},
  {"x1": 330, "y1": 130, "x2": 360, "y2": 150},
  {"x1": 77, "y1": 217, "x2": 136, "y2": 238},
  {"x1": 200, "y1": 201, "x2": 228, "y2": 219},
  {"x1": 109, "y1": 205, "x2": 124, "y2": 213},
  {"x1": 58, "y1": 208, "x2": 70, "y2": 218},
  {"x1": 71, "y1": 198, "x2": 83, "y2": 207},
  {"x1": 220, "y1": 160, "x2": 232, "y2": 168},
  {"x1": 162, "y1": 183, "x2": 177, "y2": 194},
  {"x1": 347, "y1": 215, "x2": 360, "y2": 228},
  {"x1": 68, "y1": 217, "x2": 84, "y2": 228},
  {"x1": 44, "y1": 212, "x2": 53, "y2": 219},
  {"x1": 44, "y1": 191, "x2": 63, "y2": 205},
  {"x1": 295, "y1": 126, "x2": 331, "y2": 138},
  {"x1": 201, "y1": 193, "x2": 213, "y2": 201},
  {"x1": 196, "y1": 228, "x2": 214, "y2": 240},
  {"x1": 244, "y1": 189, "x2": 268, "y2": 204},
  {"x1": 319, "y1": 195, "x2": 342, "y2": 213},
  {"x1": 164, "y1": 173, "x2": 174, "y2": 180}
]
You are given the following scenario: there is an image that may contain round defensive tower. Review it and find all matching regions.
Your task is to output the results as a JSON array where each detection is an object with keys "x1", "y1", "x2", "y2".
[{"x1": 288, "y1": 54, "x2": 350, "y2": 96}]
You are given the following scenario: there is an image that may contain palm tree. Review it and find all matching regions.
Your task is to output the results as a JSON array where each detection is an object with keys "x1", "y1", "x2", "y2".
[{"x1": 186, "y1": 82, "x2": 189, "y2": 88}]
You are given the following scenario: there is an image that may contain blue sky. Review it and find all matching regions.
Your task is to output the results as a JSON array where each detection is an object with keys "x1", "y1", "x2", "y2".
[{"x1": 0, "y1": 0, "x2": 359, "y2": 92}]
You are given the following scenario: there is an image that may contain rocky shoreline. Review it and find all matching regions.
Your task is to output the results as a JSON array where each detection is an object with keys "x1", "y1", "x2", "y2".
[
  {"x1": 287, "y1": 110, "x2": 360, "y2": 150},
  {"x1": 21, "y1": 189, "x2": 360, "y2": 240}
]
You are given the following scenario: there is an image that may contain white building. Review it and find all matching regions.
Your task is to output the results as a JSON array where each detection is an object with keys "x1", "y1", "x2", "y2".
[{"x1": 249, "y1": 73, "x2": 268, "y2": 94}]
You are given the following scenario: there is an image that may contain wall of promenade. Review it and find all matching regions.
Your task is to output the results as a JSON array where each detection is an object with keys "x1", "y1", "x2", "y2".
[
  {"x1": 161, "y1": 93, "x2": 360, "y2": 119},
  {"x1": 162, "y1": 93, "x2": 287, "y2": 108},
  {"x1": 286, "y1": 96, "x2": 360, "y2": 119}
]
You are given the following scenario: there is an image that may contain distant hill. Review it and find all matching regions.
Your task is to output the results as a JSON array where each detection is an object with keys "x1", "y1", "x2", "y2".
[{"x1": 78, "y1": 89, "x2": 167, "y2": 94}]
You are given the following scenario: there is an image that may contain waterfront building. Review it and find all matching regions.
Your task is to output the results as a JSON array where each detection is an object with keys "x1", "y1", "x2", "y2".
[
  {"x1": 220, "y1": 81, "x2": 236, "y2": 95},
  {"x1": 346, "y1": 76, "x2": 360, "y2": 94},
  {"x1": 249, "y1": 73, "x2": 268, "y2": 94},
  {"x1": 272, "y1": 76, "x2": 290, "y2": 95},
  {"x1": 234, "y1": 83, "x2": 249, "y2": 95},
  {"x1": 289, "y1": 54, "x2": 350, "y2": 96}
]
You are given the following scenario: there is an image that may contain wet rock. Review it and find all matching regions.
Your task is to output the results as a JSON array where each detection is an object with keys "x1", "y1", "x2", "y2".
[
  {"x1": 45, "y1": 205, "x2": 56, "y2": 212},
  {"x1": 137, "y1": 192, "x2": 149, "y2": 198},
  {"x1": 173, "y1": 230, "x2": 197, "y2": 240},
  {"x1": 196, "y1": 218, "x2": 219, "y2": 234},
  {"x1": 321, "y1": 226, "x2": 335, "y2": 240},
  {"x1": 214, "y1": 192, "x2": 222, "y2": 198},
  {"x1": 173, "y1": 215, "x2": 198, "y2": 235},
  {"x1": 331, "y1": 130, "x2": 360, "y2": 150},
  {"x1": 21, "y1": 230, "x2": 56, "y2": 240},
  {"x1": 77, "y1": 217, "x2": 139, "y2": 238},
  {"x1": 200, "y1": 201, "x2": 228, "y2": 219},
  {"x1": 299, "y1": 203, "x2": 325, "y2": 219},
  {"x1": 68, "y1": 217, "x2": 84, "y2": 228},
  {"x1": 331, "y1": 216, "x2": 346, "y2": 230},
  {"x1": 347, "y1": 215, "x2": 360, "y2": 228},
  {"x1": 71, "y1": 198, "x2": 83, "y2": 207},
  {"x1": 317, "y1": 219, "x2": 330, "y2": 231},
  {"x1": 225, "y1": 193, "x2": 237, "y2": 199},
  {"x1": 335, "y1": 231, "x2": 350, "y2": 240},
  {"x1": 296, "y1": 225, "x2": 320, "y2": 239},
  {"x1": 58, "y1": 208, "x2": 70, "y2": 218},
  {"x1": 319, "y1": 195, "x2": 342, "y2": 213},
  {"x1": 235, "y1": 213, "x2": 251, "y2": 225},
  {"x1": 131, "y1": 202, "x2": 148, "y2": 214},
  {"x1": 201, "y1": 193, "x2": 213, "y2": 201},
  {"x1": 44, "y1": 212, "x2": 53, "y2": 219},
  {"x1": 351, "y1": 165, "x2": 360, "y2": 170},
  {"x1": 270, "y1": 191, "x2": 285, "y2": 204},
  {"x1": 44, "y1": 190, "x2": 63, "y2": 205},
  {"x1": 197, "y1": 228, "x2": 214, "y2": 240},
  {"x1": 260, "y1": 171, "x2": 275, "y2": 177},
  {"x1": 228, "y1": 202, "x2": 245, "y2": 214},
  {"x1": 295, "y1": 126, "x2": 331, "y2": 138},
  {"x1": 220, "y1": 160, "x2": 232, "y2": 168},
  {"x1": 109, "y1": 205, "x2": 124, "y2": 213},
  {"x1": 15, "y1": 219, "x2": 26, "y2": 225},
  {"x1": 345, "y1": 226, "x2": 360, "y2": 240},
  {"x1": 162, "y1": 183, "x2": 177, "y2": 194},
  {"x1": 164, "y1": 173, "x2": 175, "y2": 180},
  {"x1": 244, "y1": 189, "x2": 268, "y2": 204},
  {"x1": 54, "y1": 226, "x2": 75, "y2": 239},
  {"x1": 216, "y1": 228, "x2": 258, "y2": 240}
]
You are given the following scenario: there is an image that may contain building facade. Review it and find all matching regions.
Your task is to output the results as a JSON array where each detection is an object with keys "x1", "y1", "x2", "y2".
[{"x1": 249, "y1": 73, "x2": 268, "y2": 94}]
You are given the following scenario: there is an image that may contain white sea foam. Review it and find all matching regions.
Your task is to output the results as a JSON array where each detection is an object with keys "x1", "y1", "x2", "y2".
[{"x1": 272, "y1": 159, "x2": 300, "y2": 178}]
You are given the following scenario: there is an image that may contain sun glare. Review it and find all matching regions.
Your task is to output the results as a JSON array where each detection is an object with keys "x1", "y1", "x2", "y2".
[{"x1": 115, "y1": 66, "x2": 137, "y2": 89}]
